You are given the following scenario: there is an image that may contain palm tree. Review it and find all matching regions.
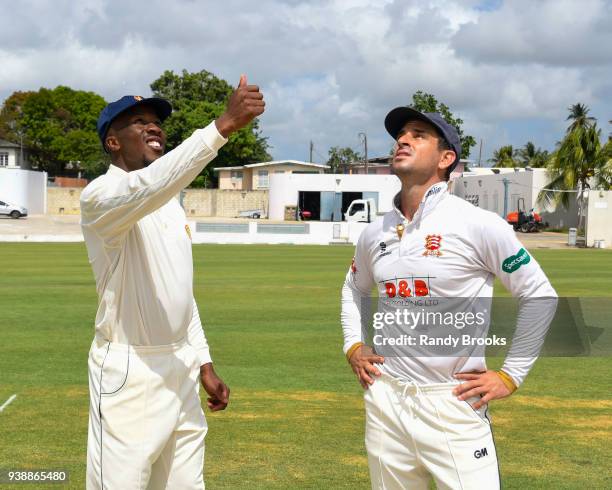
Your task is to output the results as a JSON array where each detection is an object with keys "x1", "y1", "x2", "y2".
[
  {"x1": 538, "y1": 124, "x2": 608, "y2": 234},
  {"x1": 566, "y1": 103, "x2": 595, "y2": 133},
  {"x1": 518, "y1": 141, "x2": 550, "y2": 168},
  {"x1": 489, "y1": 145, "x2": 519, "y2": 168}
]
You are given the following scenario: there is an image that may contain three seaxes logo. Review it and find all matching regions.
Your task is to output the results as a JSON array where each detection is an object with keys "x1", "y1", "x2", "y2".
[
  {"x1": 502, "y1": 248, "x2": 530, "y2": 273},
  {"x1": 423, "y1": 234, "x2": 442, "y2": 257}
]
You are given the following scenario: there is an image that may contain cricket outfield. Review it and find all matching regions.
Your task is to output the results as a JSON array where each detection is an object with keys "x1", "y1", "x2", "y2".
[{"x1": 0, "y1": 244, "x2": 610, "y2": 489}]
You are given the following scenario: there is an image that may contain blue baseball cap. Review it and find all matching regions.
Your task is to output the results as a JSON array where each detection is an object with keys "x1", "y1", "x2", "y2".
[
  {"x1": 384, "y1": 107, "x2": 462, "y2": 169},
  {"x1": 97, "y1": 95, "x2": 173, "y2": 149}
]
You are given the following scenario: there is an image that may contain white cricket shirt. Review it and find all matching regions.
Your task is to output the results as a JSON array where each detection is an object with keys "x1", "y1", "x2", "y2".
[
  {"x1": 341, "y1": 181, "x2": 558, "y2": 386},
  {"x1": 80, "y1": 122, "x2": 227, "y2": 365}
]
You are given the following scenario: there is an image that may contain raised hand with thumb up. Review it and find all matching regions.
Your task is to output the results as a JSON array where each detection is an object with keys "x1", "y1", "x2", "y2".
[{"x1": 215, "y1": 74, "x2": 265, "y2": 138}]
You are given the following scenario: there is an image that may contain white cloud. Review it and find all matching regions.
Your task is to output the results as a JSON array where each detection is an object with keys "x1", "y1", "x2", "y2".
[{"x1": 1, "y1": 0, "x2": 610, "y2": 162}]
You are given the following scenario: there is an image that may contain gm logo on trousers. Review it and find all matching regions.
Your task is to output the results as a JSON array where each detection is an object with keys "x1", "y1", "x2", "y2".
[{"x1": 474, "y1": 447, "x2": 488, "y2": 459}]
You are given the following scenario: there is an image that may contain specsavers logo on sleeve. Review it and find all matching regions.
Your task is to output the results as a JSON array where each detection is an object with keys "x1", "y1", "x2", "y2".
[{"x1": 502, "y1": 248, "x2": 531, "y2": 273}]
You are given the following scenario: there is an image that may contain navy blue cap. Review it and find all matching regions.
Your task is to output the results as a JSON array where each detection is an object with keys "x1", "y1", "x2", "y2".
[
  {"x1": 384, "y1": 107, "x2": 462, "y2": 169},
  {"x1": 97, "y1": 95, "x2": 172, "y2": 148}
]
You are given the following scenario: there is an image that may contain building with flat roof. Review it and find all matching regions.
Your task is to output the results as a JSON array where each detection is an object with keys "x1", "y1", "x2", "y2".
[
  {"x1": 452, "y1": 167, "x2": 579, "y2": 228},
  {"x1": 214, "y1": 160, "x2": 329, "y2": 190}
]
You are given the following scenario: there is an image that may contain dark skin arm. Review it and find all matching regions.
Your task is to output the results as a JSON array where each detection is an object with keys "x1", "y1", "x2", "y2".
[
  {"x1": 200, "y1": 363, "x2": 230, "y2": 411},
  {"x1": 215, "y1": 74, "x2": 265, "y2": 138}
]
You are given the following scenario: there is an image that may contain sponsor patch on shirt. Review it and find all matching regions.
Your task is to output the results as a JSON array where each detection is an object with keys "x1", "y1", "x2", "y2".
[
  {"x1": 378, "y1": 241, "x2": 392, "y2": 258},
  {"x1": 423, "y1": 234, "x2": 443, "y2": 257},
  {"x1": 502, "y1": 247, "x2": 530, "y2": 273},
  {"x1": 351, "y1": 257, "x2": 357, "y2": 273}
]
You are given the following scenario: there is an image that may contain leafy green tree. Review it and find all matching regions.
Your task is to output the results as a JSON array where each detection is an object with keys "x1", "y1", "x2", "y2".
[
  {"x1": 410, "y1": 91, "x2": 477, "y2": 159},
  {"x1": 0, "y1": 91, "x2": 35, "y2": 141},
  {"x1": 489, "y1": 145, "x2": 518, "y2": 168},
  {"x1": 150, "y1": 69, "x2": 270, "y2": 188},
  {"x1": 538, "y1": 104, "x2": 610, "y2": 233},
  {"x1": 326, "y1": 146, "x2": 362, "y2": 173},
  {"x1": 517, "y1": 141, "x2": 549, "y2": 168},
  {"x1": 0, "y1": 86, "x2": 107, "y2": 177}
]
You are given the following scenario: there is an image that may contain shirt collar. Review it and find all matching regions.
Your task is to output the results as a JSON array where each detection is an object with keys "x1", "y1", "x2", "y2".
[
  {"x1": 107, "y1": 164, "x2": 128, "y2": 177},
  {"x1": 393, "y1": 181, "x2": 448, "y2": 224}
]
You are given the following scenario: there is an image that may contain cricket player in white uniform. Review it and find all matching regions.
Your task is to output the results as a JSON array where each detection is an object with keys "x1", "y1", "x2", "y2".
[
  {"x1": 81, "y1": 75, "x2": 265, "y2": 489},
  {"x1": 341, "y1": 107, "x2": 558, "y2": 489}
]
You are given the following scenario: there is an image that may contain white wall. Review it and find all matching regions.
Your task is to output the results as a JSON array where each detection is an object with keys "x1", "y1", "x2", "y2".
[
  {"x1": 188, "y1": 220, "x2": 368, "y2": 245},
  {"x1": 586, "y1": 190, "x2": 612, "y2": 248},
  {"x1": 0, "y1": 168, "x2": 47, "y2": 214},
  {"x1": 268, "y1": 173, "x2": 401, "y2": 220},
  {"x1": 453, "y1": 168, "x2": 579, "y2": 228}
]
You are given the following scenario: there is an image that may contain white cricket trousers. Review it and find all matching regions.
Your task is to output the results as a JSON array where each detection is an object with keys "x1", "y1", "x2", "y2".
[
  {"x1": 86, "y1": 336, "x2": 207, "y2": 490},
  {"x1": 364, "y1": 374, "x2": 500, "y2": 490}
]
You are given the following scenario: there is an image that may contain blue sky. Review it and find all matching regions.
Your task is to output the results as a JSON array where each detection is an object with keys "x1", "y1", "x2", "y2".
[{"x1": 1, "y1": 0, "x2": 610, "y2": 164}]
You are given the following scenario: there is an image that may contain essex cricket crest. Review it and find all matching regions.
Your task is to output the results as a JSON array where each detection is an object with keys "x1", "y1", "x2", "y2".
[{"x1": 423, "y1": 234, "x2": 442, "y2": 257}]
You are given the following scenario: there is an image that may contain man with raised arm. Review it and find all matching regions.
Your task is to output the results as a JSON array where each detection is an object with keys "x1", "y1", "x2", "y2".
[{"x1": 81, "y1": 75, "x2": 264, "y2": 489}]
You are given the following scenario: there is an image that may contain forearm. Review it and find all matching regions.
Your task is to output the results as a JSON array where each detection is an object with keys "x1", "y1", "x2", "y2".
[{"x1": 501, "y1": 296, "x2": 558, "y2": 387}]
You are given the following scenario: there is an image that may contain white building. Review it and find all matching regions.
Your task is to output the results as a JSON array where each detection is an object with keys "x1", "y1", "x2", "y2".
[
  {"x1": 214, "y1": 160, "x2": 329, "y2": 190},
  {"x1": 452, "y1": 167, "x2": 579, "y2": 228},
  {"x1": 0, "y1": 138, "x2": 28, "y2": 169},
  {"x1": 268, "y1": 173, "x2": 401, "y2": 221}
]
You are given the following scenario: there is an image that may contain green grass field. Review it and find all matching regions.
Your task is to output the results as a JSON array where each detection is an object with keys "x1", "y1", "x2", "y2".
[{"x1": 0, "y1": 244, "x2": 611, "y2": 489}]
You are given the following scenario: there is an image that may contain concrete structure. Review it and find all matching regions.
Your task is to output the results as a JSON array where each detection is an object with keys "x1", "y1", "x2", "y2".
[
  {"x1": 268, "y1": 173, "x2": 401, "y2": 221},
  {"x1": 214, "y1": 160, "x2": 329, "y2": 190},
  {"x1": 44, "y1": 187, "x2": 269, "y2": 218},
  {"x1": 453, "y1": 167, "x2": 579, "y2": 229},
  {"x1": 54, "y1": 176, "x2": 88, "y2": 187},
  {"x1": 0, "y1": 168, "x2": 47, "y2": 214},
  {"x1": 182, "y1": 189, "x2": 268, "y2": 217},
  {"x1": 338, "y1": 157, "x2": 470, "y2": 177},
  {"x1": 0, "y1": 138, "x2": 28, "y2": 169},
  {"x1": 47, "y1": 187, "x2": 83, "y2": 215},
  {"x1": 338, "y1": 156, "x2": 393, "y2": 175},
  {"x1": 187, "y1": 220, "x2": 368, "y2": 245},
  {"x1": 585, "y1": 190, "x2": 612, "y2": 248}
]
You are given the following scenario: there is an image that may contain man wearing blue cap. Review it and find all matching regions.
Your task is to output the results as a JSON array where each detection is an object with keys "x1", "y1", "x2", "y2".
[
  {"x1": 81, "y1": 75, "x2": 264, "y2": 489},
  {"x1": 341, "y1": 107, "x2": 557, "y2": 488}
]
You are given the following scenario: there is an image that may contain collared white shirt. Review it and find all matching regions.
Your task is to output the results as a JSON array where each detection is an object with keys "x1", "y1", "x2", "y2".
[
  {"x1": 80, "y1": 123, "x2": 227, "y2": 364},
  {"x1": 341, "y1": 182, "x2": 558, "y2": 386}
]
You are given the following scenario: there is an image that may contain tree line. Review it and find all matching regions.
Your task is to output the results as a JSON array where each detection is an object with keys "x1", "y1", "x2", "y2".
[
  {"x1": 326, "y1": 90, "x2": 478, "y2": 172},
  {"x1": 0, "y1": 70, "x2": 270, "y2": 185}
]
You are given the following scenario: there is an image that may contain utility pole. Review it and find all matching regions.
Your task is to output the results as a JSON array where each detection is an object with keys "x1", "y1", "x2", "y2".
[
  {"x1": 502, "y1": 177, "x2": 510, "y2": 218},
  {"x1": 359, "y1": 132, "x2": 368, "y2": 173},
  {"x1": 19, "y1": 132, "x2": 24, "y2": 168},
  {"x1": 309, "y1": 141, "x2": 313, "y2": 163},
  {"x1": 477, "y1": 139, "x2": 483, "y2": 167}
]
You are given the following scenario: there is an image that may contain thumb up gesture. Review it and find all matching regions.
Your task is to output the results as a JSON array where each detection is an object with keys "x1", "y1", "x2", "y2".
[{"x1": 215, "y1": 74, "x2": 266, "y2": 138}]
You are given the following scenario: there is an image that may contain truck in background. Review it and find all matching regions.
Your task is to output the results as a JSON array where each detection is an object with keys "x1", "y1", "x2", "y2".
[{"x1": 344, "y1": 198, "x2": 378, "y2": 223}]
